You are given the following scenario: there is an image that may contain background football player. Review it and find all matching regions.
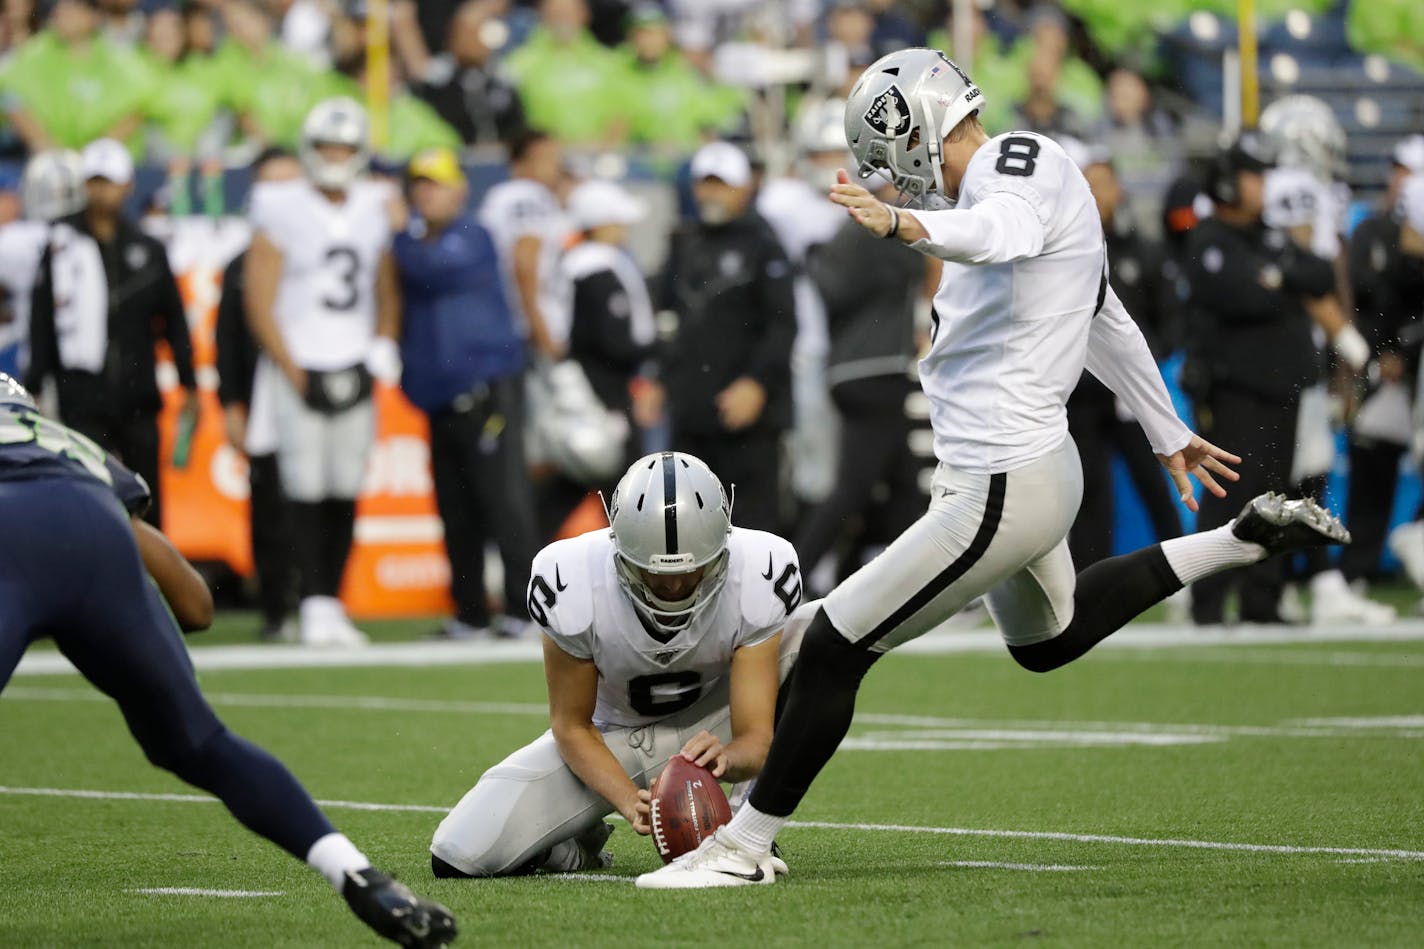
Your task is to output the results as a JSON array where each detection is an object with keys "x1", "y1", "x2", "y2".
[
  {"x1": 1259, "y1": 95, "x2": 1393, "y2": 624},
  {"x1": 0, "y1": 373, "x2": 454, "y2": 948},
  {"x1": 244, "y1": 97, "x2": 402, "y2": 647},
  {"x1": 429, "y1": 452, "x2": 804, "y2": 877}
]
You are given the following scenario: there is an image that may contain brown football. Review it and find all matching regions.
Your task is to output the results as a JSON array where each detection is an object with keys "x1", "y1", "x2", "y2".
[{"x1": 649, "y1": 755, "x2": 732, "y2": 863}]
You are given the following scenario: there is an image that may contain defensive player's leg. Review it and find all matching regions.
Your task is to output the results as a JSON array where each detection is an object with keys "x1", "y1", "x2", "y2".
[
  {"x1": 54, "y1": 482, "x2": 339, "y2": 859},
  {"x1": 431, "y1": 729, "x2": 638, "y2": 877}
]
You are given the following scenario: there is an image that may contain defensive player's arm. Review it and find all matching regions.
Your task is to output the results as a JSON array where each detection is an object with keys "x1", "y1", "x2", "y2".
[
  {"x1": 243, "y1": 232, "x2": 304, "y2": 393},
  {"x1": 132, "y1": 518, "x2": 213, "y2": 633},
  {"x1": 513, "y1": 234, "x2": 560, "y2": 359},
  {"x1": 719, "y1": 632, "x2": 781, "y2": 783},
  {"x1": 543, "y1": 635, "x2": 653, "y2": 835},
  {"x1": 1084, "y1": 284, "x2": 1191, "y2": 458}
]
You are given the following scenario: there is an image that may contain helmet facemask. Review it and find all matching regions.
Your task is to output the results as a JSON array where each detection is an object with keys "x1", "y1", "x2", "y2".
[
  {"x1": 603, "y1": 452, "x2": 734, "y2": 637},
  {"x1": 614, "y1": 549, "x2": 730, "y2": 634}
]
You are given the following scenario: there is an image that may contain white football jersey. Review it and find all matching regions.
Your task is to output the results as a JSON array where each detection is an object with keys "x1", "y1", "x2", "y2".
[
  {"x1": 914, "y1": 131, "x2": 1106, "y2": 474},
  {"x1": 249, "y1": 178, "x2": 393, "y2": 371},
  {"x1": 478, "y1": 178, "x2": 570, "y2": 343},
  {"x1": 531, "y1": 527, "x2": 801, "y2": 729},
  {"x1": 0, "y1": 220, "x2": 49, "y2": 365},
  {"x1": 1263, "y1": 166, "x2": 1348, "y2": 260}
]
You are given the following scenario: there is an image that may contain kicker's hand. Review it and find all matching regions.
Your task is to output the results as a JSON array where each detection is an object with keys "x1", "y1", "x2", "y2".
[
  {"x1": 829, "y1": 169, "x2": 896, "y2": 237},
  {"x1": 1157, "y1": 434, "x2": 1242, "y2": 512}
]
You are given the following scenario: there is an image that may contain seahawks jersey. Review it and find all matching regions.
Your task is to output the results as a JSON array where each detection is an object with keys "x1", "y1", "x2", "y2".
[
  {"x1": 477, "y1": 178, "x2": 570, "y2": 343},
  {"x1": 0, "y1": 401, "x2": 150, "y2": 515},
  {"x1": 531, "y1": 527, "x2": 801, "y2": 729},
  {"x1": 249, "y1": 178, "x2": 393, "y2": 371}
]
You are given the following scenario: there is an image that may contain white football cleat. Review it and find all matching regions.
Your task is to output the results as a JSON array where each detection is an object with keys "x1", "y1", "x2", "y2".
[
  {"x1": 1388, "y1": 521, "x2": 1424, "y2": 589},
  {"x1": 1308, "y1": 571, "x2": 1395, "y2": 625},
  {"x1": 635, "y1": 829, "x2": 787, "y2": 889}
]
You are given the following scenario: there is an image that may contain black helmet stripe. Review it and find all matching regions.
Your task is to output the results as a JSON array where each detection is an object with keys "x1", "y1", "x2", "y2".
[{"x1": 661, "y1": 452, "x2": 678, "y2": 555}]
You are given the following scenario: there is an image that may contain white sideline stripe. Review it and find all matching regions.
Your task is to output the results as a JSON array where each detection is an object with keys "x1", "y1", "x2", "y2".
[
  {"x1": 131, "y1": 888, "x2": 284, "y2": 898},
  {"x1": 783, "y1": 820, "x2": 1424, "y2": 860},
  {"x1": 14, "y1": 622, "x2": 1424, "y2": 677},
  {"x1": 941, "y1": 861, "x2": 1099, "y2": 872},
  {"x1": 1294, "y1": 716, "x2": 1424, "y2": 728},
  {"x1": 0, "y1": 786, "x2": 447, "y2": 814},
  {"x1": 4, "y1": 786, "x2": 1422, "y2": 862}
]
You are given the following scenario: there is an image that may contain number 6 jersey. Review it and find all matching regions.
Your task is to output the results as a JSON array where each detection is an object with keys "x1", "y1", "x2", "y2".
[
  {"x1": 530, "y1": 527, "x2": 802, "y2": 729},
  {"x1": 248, "y1": 178, "x2": 393, "y2": 371}
]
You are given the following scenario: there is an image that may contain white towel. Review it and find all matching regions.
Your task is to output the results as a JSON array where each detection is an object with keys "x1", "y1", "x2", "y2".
[{"x1": 48, "y1": 223, "x2": 108, "y2": 374}]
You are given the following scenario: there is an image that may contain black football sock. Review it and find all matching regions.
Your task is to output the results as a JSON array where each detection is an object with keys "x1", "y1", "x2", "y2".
[
  {"x1": 1008, "y1": 544, "x2": 1182, "y2": 673},
  {"x1": 320, "y1": 499, "x2": 357, "y2": 599},
  {"x1": 289, "y1": 501, "x2": 328, "y2": 600},
  {"x1": 746, "y1": 608, "x2": 880, "y2": 818}
]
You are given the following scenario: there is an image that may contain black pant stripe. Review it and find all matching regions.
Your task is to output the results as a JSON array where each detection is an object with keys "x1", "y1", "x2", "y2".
[{"x1": 858, "y1": 471, "x2": 1008, "y2": 649}]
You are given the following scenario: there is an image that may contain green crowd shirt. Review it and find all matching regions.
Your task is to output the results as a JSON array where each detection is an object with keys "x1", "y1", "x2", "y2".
[
  {"x1": 0, "y1": 30, "x2": 156, "y2": 149},
  {"x1": 503, "y1": 28, "x2": 624, "y2": 144}
]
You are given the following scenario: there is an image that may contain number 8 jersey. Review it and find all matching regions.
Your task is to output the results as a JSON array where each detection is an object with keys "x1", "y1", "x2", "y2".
[
  {"x1": 248, "y1": 178, "x2": 393, "y2": 371},
  {"x1": 530, "y1": 527, "x2": 802, "y2": 729}
]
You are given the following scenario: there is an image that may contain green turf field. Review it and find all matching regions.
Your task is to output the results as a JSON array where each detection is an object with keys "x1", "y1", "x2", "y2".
[{"x1": 2, "y1": 614, "x2": 1422, "y2": 947}]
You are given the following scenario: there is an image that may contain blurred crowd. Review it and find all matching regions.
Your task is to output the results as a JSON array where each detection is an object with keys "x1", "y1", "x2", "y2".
[{"x1": 1, "y1": 0, "x2": 1423, "y2": 642}]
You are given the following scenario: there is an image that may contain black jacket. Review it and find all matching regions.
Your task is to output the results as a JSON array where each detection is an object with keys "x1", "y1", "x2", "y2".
[
  {"x1": 568, "y1": 257, "x2": 654, "y2": 417},
  {"x1": 659, "y1": 209, "x2": 797, "y2": 435},
  {"x1": 1071, "y1": 218, "x2": 1178, "y2": 414},
  {"x1": 808, "y1": 218, "x2": 919, "y2": 391},
  {"x1": 413, "y1": 59, "x2": 526, "y2": 147},
  {"x1": 1181, "y1": 215, "x2": 1335, "y2": 402},
  {"x1": 215, "y1": 251, "x2": 260, "y2": 408},
  {"x1": 27, "y1": 213, "x2": 195, "y2": 421},
  {"x1": 1350, "y1": 210, "x2": 1424, "y2": 383}
]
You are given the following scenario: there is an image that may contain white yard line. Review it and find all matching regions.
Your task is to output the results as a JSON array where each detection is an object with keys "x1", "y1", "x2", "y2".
[
  {"x1": 12, "y1": 623, "x2": 1424, "y2": 677},
  {"x1": 130, "y1": 888, "x2": 284, "y2": 898},
  {"x1": 940, "y1": 861, "x2": 1100, "y2": 871},
  {"x1": 3, "y1": 785, "x2": 1421, "y2": 861},
  {"x1": 0, "y1": 786, "x2": 446, "y2": 813}
]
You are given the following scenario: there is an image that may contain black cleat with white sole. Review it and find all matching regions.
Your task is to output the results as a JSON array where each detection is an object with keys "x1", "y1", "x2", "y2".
[
  {"x1": 343, "y1": 867, "x2": 457, "y2": 948},
  {"x1": 1232, "y1": 492, "x2": 1351, "y2": 555}
]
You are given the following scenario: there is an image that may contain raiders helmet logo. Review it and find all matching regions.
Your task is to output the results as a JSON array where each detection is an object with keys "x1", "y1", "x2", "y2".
[{"x1": 864, "y1": 86, "x2": 912, "y2": 138}]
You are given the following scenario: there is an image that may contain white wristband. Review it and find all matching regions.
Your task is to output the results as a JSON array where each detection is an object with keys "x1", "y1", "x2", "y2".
[
  {"x1": 1333, "y1": 324, "x2": 1370, "y2": 372},
  {"x1": 365, "y1": 336, "x2": 403, "y2": 384}
]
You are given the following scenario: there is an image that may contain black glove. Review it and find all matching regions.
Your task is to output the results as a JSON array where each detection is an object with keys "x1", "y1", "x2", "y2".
[{"x1": 304, "y1": 363, "x2": 373, "y2": 414}]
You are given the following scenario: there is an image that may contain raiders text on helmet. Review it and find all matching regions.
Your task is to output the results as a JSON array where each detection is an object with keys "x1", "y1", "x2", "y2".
[
  {"x1": 843, "y1": 47, "x2": 985, "y2": 200},
  {"x1": 604, "y1": 452, "x2": 733, "y2": 634}
]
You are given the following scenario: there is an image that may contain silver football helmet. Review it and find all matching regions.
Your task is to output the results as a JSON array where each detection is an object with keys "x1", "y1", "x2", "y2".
[
  {"x1": 21, "y1": 149, "x2": 86, "y2": 221},
  {"x1": 844, "y1": 47, "x2": 985, "y2": 201},
  {"x1": 1260, "y1": 95, "x2": 1346, "y2": 180},
  {"x1": 604, "y1": 452, "x2": 733, "y2": 634},
  {"x1": 299, "y1": 97, "x2": 371, "y2": 192}
]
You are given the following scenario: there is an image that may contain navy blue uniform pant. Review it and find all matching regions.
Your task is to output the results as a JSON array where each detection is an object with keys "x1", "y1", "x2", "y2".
[{"x1": 0, "y1": 477, "x2": 334, "y2": 859}]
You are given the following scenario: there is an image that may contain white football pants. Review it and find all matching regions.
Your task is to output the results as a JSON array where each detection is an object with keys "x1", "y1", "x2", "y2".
[{"x1": 429, "y1": 615, "x2": 808, "y2": 876}]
